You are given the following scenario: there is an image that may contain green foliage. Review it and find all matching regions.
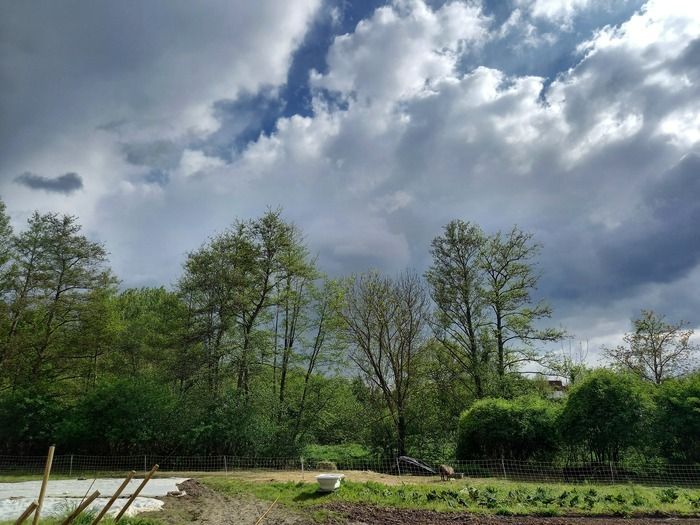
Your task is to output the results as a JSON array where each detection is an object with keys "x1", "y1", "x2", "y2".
[
  {"x1": 303, "y1": 443, "x2": 374, "y2": 463},
  {"x1": 0, "y1": 387, "x2": 64, "y2": 454},
  {"x1": 559, "y1": 369, "x2": 652, "y2": 462},
  {"x1": 1, "y1": 198, "x2": 699, "y2": 466},
  {"x1": 206, "y1": 477, "x2": 700, "y2": 516},
  {"x1": 56, "y1": 377, "x2": 179, "y2": 454},
  {"x1": 654, "y1": 372, "x2": 700, "y2": 463},
  {"x1": 457, "y1": 396, "x2": 560, "y2": 460}
]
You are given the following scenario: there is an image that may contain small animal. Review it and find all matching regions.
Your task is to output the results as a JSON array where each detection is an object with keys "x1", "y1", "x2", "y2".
[{"x1": 439, "y1": 464, "x2": 455, "y2": 481}]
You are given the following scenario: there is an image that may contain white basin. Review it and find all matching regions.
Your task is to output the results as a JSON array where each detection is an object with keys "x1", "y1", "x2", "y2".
[{"x1": 315, "y1": 473, "x2": 345, "y2": 492}]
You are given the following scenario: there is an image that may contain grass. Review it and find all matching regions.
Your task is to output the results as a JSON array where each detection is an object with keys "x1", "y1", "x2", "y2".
[
  {"x1": 203, "y1": 476, "x2": 700, "y2": 517},
  {"x1": 0, "y1": 509, "x2": 160, "y2": 525}
]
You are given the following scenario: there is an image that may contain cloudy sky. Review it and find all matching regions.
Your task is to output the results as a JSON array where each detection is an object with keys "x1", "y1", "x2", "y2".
[{"x1": 1, "y1": 0, "x2": 699, "y2": 356}]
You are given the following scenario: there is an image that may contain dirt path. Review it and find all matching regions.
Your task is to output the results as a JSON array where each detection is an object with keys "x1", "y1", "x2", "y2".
[
  {"x1": 145, "y1": 479, "x2": 308, "y2": 525},
  {"x1": 328, "y1": 503, "x2": 700, "y2": 525}
]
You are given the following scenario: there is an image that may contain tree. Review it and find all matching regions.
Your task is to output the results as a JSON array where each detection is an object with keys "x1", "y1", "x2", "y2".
[
  {"x1": 0, "y1": 199, "x2": 13, "y2": 293},
  {"x1": 339, "y1": 271, "x2": 428, "y2": 456},
  {"x1": 480, "y1": 227, "x2": 564, "y2": 376},
  {"x1": 426, "y1": 220, "x2": 562, "y2": 397},
  {"x1": 1, "y1": 212, "x2": 114, "y2": 388},
  {"x1": 603, "y1": 310, "x2": 698, "y2": 384},
  {"x1": 543, "y1": 340, "x2": 589, "y2": 385},
  {"x1": 426, "y1": 221, "x2": 490, "y2": 397},
  {"x1": 559, "y1": 369, "x2": 651, "y2": 462},
  {"x1": 654, "y1": 373, "x2": 700, "y2": 463},
  {"x1": 178, "y1": 210, "x2": 307, "y2": 396}
]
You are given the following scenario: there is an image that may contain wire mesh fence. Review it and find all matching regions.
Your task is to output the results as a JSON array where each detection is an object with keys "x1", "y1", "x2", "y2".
[{"x1": 0, "y1": 455, "x2": 698, "y2": 487}]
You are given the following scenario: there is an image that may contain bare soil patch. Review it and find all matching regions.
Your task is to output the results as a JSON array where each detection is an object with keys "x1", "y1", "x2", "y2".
[
  {"x1": 145, "y1": 479, "x2": 308, "y2": 525},
  {"x1": 325, "y1": 503, "x2": 700, "y2": 525},
  {"x1": 327, "y1": 503, "x2": 700, "y2": 525}
]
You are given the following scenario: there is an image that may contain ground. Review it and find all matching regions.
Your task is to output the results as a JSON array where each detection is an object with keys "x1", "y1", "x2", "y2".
[
  {"x1": 2, "y1": 472, "x2": 700, "y2": 524},
  {"x1": 146, "y1": 476, "x2": 700, "y2": 525},
  {"x1": 143, "y1": 479, "x2": 308, "y2": 525}
]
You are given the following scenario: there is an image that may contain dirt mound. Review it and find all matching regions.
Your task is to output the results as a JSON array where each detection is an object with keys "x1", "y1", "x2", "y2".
[
  {"x1": 176, "y1": 478, "x2": 208, "y2": 497},
  {"x1": 327, "y1": 503, "x2": 700, "y2": 525}
]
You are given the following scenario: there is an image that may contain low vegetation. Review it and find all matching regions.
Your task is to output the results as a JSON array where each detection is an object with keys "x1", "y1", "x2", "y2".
[
  {"x1": 204, "y1": 477, "x2": 700, "y2": 517},
  {"x1": 0, "y1": 511, "x2": 158, "y2": 525}
]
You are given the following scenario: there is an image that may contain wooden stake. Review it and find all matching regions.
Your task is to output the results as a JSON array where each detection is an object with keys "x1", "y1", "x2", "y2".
[
  {"x1": 13, "y1": 501, "x2": 37, "y2": 525},
  {"x1": 90, "y1": 471, "x2": 136, "y2": 525},
  {"x1": 58, "y1": 490, "x2": 100, "y2": 525},
  {"x1": 254, "y1": 497, "x2": 279, "y2": 525},
  {"x1": 33, "y1": 445, "x2": 55, "y2": 525},
  {"x1": 114, "y1": 464, "x2": 159, "y2": 522}
]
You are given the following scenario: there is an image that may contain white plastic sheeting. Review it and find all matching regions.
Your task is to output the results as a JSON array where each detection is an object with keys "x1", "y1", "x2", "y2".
[{"x1": 0, "y1": 477, "x2": 188, "y2": 521}]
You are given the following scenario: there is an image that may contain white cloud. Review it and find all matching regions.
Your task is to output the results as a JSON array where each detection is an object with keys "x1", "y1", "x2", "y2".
[
  {"x1": 521, "y1": 0, "x2": 593, "y2": 24},
  {"x1": 0, "y1": 0, "x2": 320, "y2": 228},
  {"x1": 3, "y1": 0, "x2": 700, "y2": 343},
  {"x1": 312, "y1": 0, "x2": 490, "y2": 105}
]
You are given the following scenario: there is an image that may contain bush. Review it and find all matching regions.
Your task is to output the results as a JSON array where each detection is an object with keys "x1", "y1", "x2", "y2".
[
  {"x1": 559, "y1": 369, "x2": 652, "y2": 462},
  {"x1": 0, "y1": 387, "x2": 65, "y2": 454},
  {"x1": 654, "y1": 372, "x2": 700, "y2": 463},
  {"x1": 457, "y1": 396, "x2": 560, "y2": 460}
]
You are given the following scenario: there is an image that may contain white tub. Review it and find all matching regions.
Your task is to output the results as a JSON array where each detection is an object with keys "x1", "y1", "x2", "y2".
[{"x1": 315, "y1": 473, "x2": 345, "y2": 492}]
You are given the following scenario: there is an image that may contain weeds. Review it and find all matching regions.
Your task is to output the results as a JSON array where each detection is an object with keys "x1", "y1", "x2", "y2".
[{"x1": 203, "y1": 476, "x2": 700, "y2": 517}]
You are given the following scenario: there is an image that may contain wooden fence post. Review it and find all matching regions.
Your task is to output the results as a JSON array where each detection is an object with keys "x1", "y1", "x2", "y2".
[
  {"x1": 59, "y1": 491, "x2": 100, "y2": 525},
  {"x1": 90, "y1": 471, "x2": 136, "y2": 525},
  {"x1": 33, "y1": 445, "x2": 55, "y2": 525},
  {"x1": 114, "y1": 464, "x2": 159, "y2": 522},
  {"x1": 13, "y1": 501, "x2": 38, "y2": 525}
]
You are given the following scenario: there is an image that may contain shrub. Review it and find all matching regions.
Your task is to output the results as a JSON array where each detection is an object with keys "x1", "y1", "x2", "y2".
[
  {"x1": 457, "y1": 396, "x2": 560, "y2": 460},
  {"x1": 654, "y1": 372, "x2": 700, "y2": 463},
  {"x1": 559, "y1": 369, "x2": 652, "y2": 462}
]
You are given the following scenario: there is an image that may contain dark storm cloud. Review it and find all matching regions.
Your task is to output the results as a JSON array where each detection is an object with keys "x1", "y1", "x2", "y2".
[
  {"x1": 122, "y1": 140, "x2": 182, "y2": 170},
  {"x1": 600, "y1": 153, "x2": 700, "y2": 290},
  {"x1": 14, "y1": 172, "x2": 83, "y2": 194}
]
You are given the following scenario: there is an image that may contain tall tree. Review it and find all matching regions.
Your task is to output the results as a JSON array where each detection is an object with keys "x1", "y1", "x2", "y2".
[
  {"x1": 603, "y1": 310, "x2": 699, "y2": 384},
  {"x1": 179, "y1": 210, "x2": 310, "y2": 396},
  {"x1": 426, "y1": 220, "x2": 490, "y2": 397},
  {"x1": 1, "y1": 212, "x2": 113, "y2": 387},
  {"x1": 340, "y1": 271, "x2": 428, "y2": 456},
  {"x1": 0, "y1": 199, "x2": 13, "y2": 291},
  {"x1": 426, "y1": 220, "x2": 562, "y2": 396},
  {"x1": 480, "y1": 226, "x2": 564, "y2": 376}
]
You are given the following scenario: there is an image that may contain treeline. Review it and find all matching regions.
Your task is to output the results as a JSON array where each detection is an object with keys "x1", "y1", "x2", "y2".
[
  {"x1": 0, "y1": 200, "x2": 697, "y2": 464},
  {"x1": 459, "y1": 370, "x2": 700, "y2": 464}
]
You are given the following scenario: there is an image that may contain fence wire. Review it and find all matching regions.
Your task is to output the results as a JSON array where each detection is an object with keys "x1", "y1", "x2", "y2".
[{"x1": 0, "y1": 455, "x2": 698, "y2": 487}]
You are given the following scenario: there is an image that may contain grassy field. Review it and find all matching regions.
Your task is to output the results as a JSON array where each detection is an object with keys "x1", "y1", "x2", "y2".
[
  {"x1": 2, "y1": 472, "x2": 700, "y2": 521},
  {"x1": 203, "y1": 475, "x2": 700, "y2": 517}
]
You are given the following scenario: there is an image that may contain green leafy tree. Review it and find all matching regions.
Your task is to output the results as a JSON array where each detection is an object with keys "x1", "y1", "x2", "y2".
[
  {"x1": 559, "y1": 370, "x2": 652, "y2": 462},
  {"x1": 426, "y1": 220, "x2": 563, "y2": 397},
  {"x1": 426, "y1": 221, "x2": 490, "y2": 397},
  {"x1": 604, "y1": 310, "x2": 698, "y2": 384},
  {"x1": 480, "y1": 227, "x2": 564, "y2": 376},
  {"x1": 1, "y1": 212, "x2": 114, "y2": 388},
  {"x1": 654, "y1": 373, "x2": 700, "y2": 462}
]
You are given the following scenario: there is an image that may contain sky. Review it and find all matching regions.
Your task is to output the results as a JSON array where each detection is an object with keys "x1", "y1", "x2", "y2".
[{"x1": 1, "y1": 0, "x2": 699, "y2": 359}]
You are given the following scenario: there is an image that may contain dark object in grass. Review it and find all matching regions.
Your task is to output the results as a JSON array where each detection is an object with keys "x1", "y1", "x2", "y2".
[{"x1": 397, "y1": 456, "x2": 437, "y2": 476}]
